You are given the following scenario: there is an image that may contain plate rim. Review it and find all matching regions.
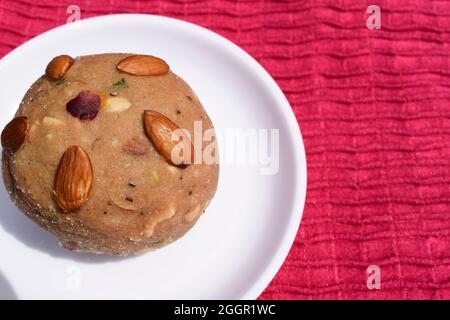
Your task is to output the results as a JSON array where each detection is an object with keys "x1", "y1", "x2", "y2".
[{"x1": 0, "y1": 13, "x2": 307, "y2": 300}]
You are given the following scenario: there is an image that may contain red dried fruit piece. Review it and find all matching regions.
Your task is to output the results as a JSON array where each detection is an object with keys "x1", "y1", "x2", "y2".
[
  {"x1": 122, "y1": 137, "x2": 149, "y2": 156},
  {"x1": 66, "y1": 91, "x2": 100, "y2": 120}
]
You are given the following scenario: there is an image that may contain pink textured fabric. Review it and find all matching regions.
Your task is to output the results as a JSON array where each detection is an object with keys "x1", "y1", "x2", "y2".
[{"x1": 1, "y1": 0, "x2": 450, "y2": 300}]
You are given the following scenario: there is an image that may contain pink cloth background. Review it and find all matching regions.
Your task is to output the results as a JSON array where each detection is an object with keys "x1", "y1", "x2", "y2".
[{"x1": 1, "y1": 0, "x2": 450, "y2": 299}]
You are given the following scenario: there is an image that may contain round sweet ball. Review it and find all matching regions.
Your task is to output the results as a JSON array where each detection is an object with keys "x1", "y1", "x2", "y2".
[{"x1": 1, "y1": 53, "x2": 219, "y2": 256}]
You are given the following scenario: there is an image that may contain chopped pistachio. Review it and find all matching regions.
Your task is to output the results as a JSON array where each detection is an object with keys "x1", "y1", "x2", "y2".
[
  {"x1": 81, "y1": 136, "x2": 93, "y2": 145},
  {"x1": 193, "y1": 168, "x2": 201, "y2": 177},
  {"x1": 167, "y1": 166, "x2": 179, "y2": 175},
  {"x1": 44, "y1": 132, "x2": 54, "y2": 140},
  {"x1": 42, "y1": 116, "x2": 63, "y2": 127},
  {"x1": 149, "y1": 170, "x2": 159, "y2": 187},
  {"x1": 55, "y1": 79, "x2": 66, "y2": 86},
  {"x1": 111, "y1": 137, "x2": 119, "y2": 147},
  {"x1": 112, "y1": 78, "x2": 128, "y2": 89},
  {"x1": 29, "y1": 122, "x2": 38, "y2": 138}
]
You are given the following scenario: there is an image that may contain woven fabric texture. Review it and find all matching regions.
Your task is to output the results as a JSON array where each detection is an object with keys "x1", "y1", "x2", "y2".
[{"x1": 1, "y1": 0, "x2": 450, "y2": 299}]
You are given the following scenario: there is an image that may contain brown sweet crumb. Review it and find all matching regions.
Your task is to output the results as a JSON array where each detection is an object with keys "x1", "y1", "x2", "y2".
[
  {"x1": 176, "y1": 110, "x2": 181, "y2": 115},
  {"x1": 184, "y1": 205, "x2": 202, "y2": 222},
  {"x1": 122, "y1": 137, "x2": 149, "y2": 156},
  {"x1": 91, "y1": 137, "x2": 100, "y2": 151},
  {"x1": 188, "y1": 191, "x2": 193, "y2": 196}
]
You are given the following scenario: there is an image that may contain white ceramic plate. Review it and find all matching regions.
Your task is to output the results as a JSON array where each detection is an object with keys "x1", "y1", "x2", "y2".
[{"x1": 0, "y1": 14, "x2": 306, "y2": 300}]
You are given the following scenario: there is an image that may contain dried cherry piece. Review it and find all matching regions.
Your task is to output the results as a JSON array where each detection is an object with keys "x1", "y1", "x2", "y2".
[{"x1": 66, "y1": 91, "x2": 100, "y2": 120}]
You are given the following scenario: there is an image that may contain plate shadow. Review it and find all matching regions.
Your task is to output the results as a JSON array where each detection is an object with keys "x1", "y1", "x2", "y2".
[
  {"x1": 0, "y1": 182, "x2": 132, "y2": 264},
  {"x1": 0, "y1": 270, "x2": 17, "y2": 300}
]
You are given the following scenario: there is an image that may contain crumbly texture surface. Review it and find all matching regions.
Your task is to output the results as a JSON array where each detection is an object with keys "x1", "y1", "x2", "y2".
[{"x1": 1, "y1": 53, "x2": 219, "y2": 256}]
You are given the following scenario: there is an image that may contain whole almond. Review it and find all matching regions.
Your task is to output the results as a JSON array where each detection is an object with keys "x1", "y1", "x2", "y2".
[
  {"x1": 45, "y1": 55, "x2": 74, "y2": 80},
  {"x1": 143, "y1": 110, "x2": 194, "y2": 168},
  {"x1": 117, "y1": 55, "x2": 169, "y2": 76},
  {"x1": 54, "y1": 146, "x2": 94, "y2": 212},
  {"x1": 1, "y1": 116, "x2": 27, "y2": 156}
]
